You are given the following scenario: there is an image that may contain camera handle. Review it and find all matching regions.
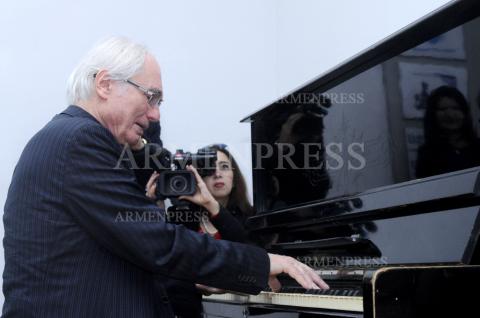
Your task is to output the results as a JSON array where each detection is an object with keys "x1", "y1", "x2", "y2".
[{"x1": 166, "y1": 198, "x2": 205, "y2": 231}]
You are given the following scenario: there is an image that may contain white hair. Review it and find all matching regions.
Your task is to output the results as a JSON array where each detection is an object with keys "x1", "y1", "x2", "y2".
[{"x1": 66, "y1": 36, "x2": 149, "y2": 104}]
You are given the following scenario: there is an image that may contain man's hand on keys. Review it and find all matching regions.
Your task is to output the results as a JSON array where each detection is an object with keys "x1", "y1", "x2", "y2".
[{"x1": 268, "y1": 253, "x2": 329, "y2": 292}]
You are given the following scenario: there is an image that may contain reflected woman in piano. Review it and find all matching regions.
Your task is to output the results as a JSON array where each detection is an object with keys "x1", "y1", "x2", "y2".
[
  {"x1": 416, "y1": 85, "x2": 480, "y2": 178},
  {"x1": 146, "y1": 144, "x2": 255, "y2": 318}
]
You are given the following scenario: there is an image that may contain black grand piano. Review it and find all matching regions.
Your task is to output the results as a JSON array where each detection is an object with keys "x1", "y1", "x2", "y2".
[{"x1": 203, "y1": 0, "x2": 480, "y2": 317}]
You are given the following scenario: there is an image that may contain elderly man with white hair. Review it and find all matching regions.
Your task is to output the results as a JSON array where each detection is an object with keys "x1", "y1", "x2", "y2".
[{"x1": 2, "y1": 36, "x2": 328, "y2": 318}]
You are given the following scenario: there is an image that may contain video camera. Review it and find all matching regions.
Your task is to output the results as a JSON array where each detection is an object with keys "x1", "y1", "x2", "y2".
[
  {"x1": 155, "y1": 147, "x2": 217, "y2": 199},
  {"x1": 149, "y1": 147, "x2": 217, "y2": 231}
]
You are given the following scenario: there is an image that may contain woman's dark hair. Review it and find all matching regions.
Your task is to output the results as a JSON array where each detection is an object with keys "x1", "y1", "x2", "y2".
[
  {"x1": 423, "y1": 85, "x2": 475, "y2": 145},
  {"x1": 207, "y1": 145, "x2": 254, "y2": 217}
]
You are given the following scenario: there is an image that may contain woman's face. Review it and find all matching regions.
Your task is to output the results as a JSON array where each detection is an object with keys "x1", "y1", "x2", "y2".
[
  {"x1": 435, "y1": 97, "x2": 465, "y2": 132},
  {"x1": 203, "y1": 151, "x2": 234, "y2": 203}
]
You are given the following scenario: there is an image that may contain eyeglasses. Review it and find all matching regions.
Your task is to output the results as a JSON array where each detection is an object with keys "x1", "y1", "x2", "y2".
[
  {"x1": 92, "y1": 73, "x2": 163, "y2": 107},
  {"x1": 124, "y1": 79, "x2": 163, "y2": 107}
]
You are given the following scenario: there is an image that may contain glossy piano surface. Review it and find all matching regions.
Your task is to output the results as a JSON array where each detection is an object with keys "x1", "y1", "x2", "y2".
[
  {"x1": 247, "y1": 168, "x2": 480, "y2": 266},
  {"x1": 243, "y1": 0, "x2": 480, "y2": 214}
]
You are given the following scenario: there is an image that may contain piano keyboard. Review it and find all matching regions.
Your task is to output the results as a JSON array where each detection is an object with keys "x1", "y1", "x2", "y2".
[{"x1": 203, "y1": 291, "x2": 363, "y2": 312}]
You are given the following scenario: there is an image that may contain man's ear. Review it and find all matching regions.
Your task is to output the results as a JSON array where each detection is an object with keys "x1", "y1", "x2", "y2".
[{"x1": 94, "y1": 69, "x2": 113, "y2": 100}]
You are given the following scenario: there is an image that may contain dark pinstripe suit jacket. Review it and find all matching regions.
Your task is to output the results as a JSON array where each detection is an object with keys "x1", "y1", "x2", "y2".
[{"x1": 2, "y1": 105, "x2": 269, "y2": 318}]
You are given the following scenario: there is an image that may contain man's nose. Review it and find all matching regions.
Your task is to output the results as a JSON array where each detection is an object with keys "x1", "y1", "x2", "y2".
[{"x1": 147, "y1": 106, "x2": 160, "y2": 122}]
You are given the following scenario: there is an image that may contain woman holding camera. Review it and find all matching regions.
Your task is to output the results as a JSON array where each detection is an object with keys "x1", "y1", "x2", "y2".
[{"x1": 146, "y1": 144, "x2": 254, "y2": 317}]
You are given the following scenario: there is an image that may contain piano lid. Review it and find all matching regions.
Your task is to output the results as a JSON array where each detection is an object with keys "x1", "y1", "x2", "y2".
[{"x1": 241, "y1": 0, "x2": 480, "y2": 123}]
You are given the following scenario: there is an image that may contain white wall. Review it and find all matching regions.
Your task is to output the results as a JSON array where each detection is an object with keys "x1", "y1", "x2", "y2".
[{"x1": 0, "y1": 0, "x2": 450, "y2": 307}]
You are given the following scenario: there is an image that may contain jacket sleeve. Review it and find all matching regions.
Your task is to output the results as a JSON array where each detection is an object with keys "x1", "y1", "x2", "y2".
[
  {"x1": 63, "y1": 124, "x2": 269, "y2": 294},
  {"x1": 210, "y1": 206, "x2": 249, "y2": 243}
]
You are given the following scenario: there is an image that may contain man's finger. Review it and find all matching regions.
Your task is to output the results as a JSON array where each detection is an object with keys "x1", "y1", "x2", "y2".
[
  {"x1": 283, "y1": 261, "x2": 314, "y2": 290},
  {"x1": 301, "y1": 264, "x2": 329, "y2": 289},
  {"x1": 268, "y1": 276, "x2": 282, "y2": 292}
]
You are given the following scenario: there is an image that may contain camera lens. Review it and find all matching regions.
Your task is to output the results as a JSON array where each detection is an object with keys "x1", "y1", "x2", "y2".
[{"x1": 169, "y1": 175, "x2": 188, "y2": 194}]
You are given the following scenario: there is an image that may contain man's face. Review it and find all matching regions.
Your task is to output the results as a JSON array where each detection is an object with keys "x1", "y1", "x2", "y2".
[{"x1": 101, "y1": 54, "x2": 162, "y2": 147}]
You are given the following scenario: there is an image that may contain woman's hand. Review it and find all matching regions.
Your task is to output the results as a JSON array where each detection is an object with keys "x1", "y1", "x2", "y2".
[
  {"x1": 146, "y1": 172, "x2": 165, "y2": 208},
  {"x1": 145, "y1": 171, "x2": 160, "y2": 200},
  {"x1": 179, "y1": 165, "x2": 220, "y2": 216}
]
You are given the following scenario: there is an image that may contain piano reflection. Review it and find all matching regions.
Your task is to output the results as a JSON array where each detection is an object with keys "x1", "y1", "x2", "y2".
[{"x1": 203, "y1": 0, "x2": 480, "y2": 317}]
